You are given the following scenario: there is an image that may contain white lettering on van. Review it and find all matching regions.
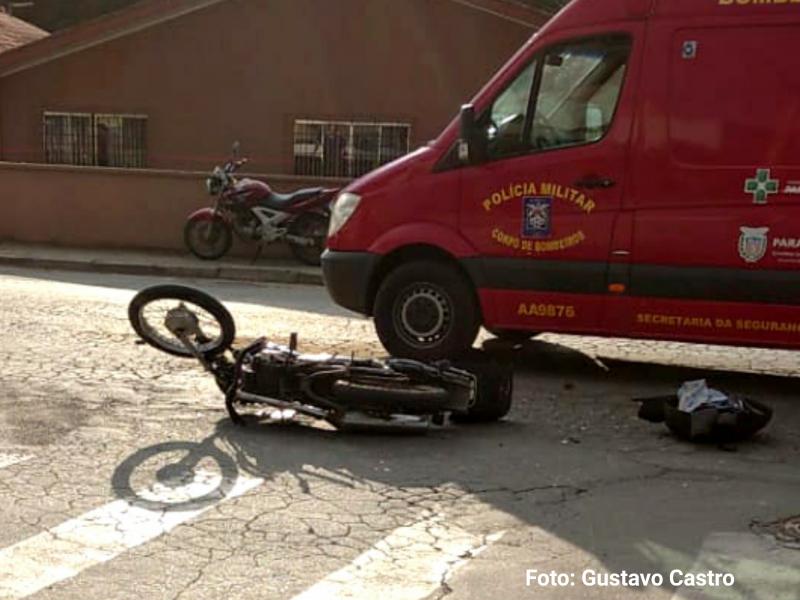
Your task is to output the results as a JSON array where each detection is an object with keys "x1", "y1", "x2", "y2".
[
  {"x1": 773, "y1": 238, "x2": 800, "y2": 249},
  {"x1": 783, "y1": 182, "x2": 800, "y2": 195}
]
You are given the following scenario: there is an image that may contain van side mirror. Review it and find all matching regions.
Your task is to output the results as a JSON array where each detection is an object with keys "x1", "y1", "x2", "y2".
[{"x1": 459, "y1": 104, "x2": 487, "y2": 165}]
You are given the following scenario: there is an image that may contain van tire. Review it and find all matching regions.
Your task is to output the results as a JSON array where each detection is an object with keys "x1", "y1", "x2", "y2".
[{"x1": 374, "y1": 261, "x2": 480, "y2": 360}]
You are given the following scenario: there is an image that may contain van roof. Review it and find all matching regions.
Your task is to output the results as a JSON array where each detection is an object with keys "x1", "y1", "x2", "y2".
[{"x1": 545, "y1": 0, "x2": 800, "y2": 33}]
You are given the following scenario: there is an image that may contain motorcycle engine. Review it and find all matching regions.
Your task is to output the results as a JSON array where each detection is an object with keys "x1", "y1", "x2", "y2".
[
  {"x1": 232, "y1": 210, "x2": 261, "y2": 240},
  {"x1": 242, "y1": 352, "x2": 285, "y2": 397}
]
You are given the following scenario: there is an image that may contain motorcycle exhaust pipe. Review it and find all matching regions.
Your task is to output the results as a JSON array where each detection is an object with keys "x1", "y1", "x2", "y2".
[
  {"x1": 284, "y1": 234, "x2": 316, "y2": 247},
  {"x1": 332, "y1": 412, "x2": 432, "y2": 433}
]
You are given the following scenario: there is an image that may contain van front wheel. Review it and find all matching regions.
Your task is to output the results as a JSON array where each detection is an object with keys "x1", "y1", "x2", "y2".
[{"x1": 373, "y1": 261, "x2": 480, "y2": 360}]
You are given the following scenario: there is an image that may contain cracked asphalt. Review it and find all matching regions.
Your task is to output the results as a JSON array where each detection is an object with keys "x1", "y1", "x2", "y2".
[{"x1": 1, "y1": 266, "x2": 799, "y2": 600}]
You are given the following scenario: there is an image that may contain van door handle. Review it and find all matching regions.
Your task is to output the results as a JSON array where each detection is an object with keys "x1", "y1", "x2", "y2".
[{"x1": 574, "y1": 176, "x2": 616, "y2": 190}]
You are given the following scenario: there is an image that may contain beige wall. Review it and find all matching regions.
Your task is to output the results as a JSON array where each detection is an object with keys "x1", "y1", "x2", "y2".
[
  {"x1": 0, "y1": 0, "x2": 532, "y2": 173},
  {"x1": 0, "y1": 162, "x2": 344, "y2": 253}
]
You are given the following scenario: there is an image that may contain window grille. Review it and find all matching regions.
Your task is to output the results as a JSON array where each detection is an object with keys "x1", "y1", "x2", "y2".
[
  {"x1": 43, "y1": 112, "x2": 147, "y2": 168},
  {"x1": 95, "y1": 114, "x2": 147, "y2": 168},
  {"x1": 43, "y1": 113, "x2": 94, "y2": 166},
  {"x1": 293, "y1": 120, "x2": 411, "y2": 178}
]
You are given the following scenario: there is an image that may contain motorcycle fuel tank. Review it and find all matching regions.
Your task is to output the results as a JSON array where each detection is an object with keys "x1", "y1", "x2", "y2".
[{"x1": 229, "y1": 178, "x2": 271, "y2": 205}]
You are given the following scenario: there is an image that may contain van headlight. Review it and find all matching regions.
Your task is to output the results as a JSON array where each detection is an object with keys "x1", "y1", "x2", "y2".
[{"x1": 329, "y1": 192, "x2": 362, "y2": 237}]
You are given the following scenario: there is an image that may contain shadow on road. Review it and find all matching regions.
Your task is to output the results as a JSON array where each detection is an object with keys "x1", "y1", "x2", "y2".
[{"x1": 109, "y1": 340, "x2": 800, "y2": 586}]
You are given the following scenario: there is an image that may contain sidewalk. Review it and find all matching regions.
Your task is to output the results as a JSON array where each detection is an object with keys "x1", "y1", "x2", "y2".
[{"x1": 0, "y1": 242, "x2": 324, "y2": 286}]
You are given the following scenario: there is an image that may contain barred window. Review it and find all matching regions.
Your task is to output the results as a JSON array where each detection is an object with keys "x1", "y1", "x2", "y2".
[
  {"x1": 95, "y1": 114, "x2": 147, "y2": 168},
  {"x1": 43, "y1": 112, "x2": 147, "y2": 168},
  {"x1": 294, "y1": 120, "x2": 411, "y2": 178},
  {"x1": 43, "y1": 113, "x2": 94, "y2": 166}
]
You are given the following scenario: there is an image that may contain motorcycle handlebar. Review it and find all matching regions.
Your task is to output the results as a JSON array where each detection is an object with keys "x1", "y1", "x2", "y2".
[{"x1": 222, "y1": 158, "x2": 248, "y2": 174}]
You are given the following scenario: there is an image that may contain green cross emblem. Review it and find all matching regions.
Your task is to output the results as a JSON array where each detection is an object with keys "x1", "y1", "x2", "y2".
[{"x1": 745, "y1": 169, "x2": 779, "y2": 205}]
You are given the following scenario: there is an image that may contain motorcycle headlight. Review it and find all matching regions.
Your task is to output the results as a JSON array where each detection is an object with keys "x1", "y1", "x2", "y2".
[
  {"x1": 206, "y1": 167, "x2": 227, "y2": 195},
  {"x1": 328, "y1": 192, "x2": 362, "y2": 237},
  {"x1": 207, "y1": 175, "x2": 226, "y2": 196}
]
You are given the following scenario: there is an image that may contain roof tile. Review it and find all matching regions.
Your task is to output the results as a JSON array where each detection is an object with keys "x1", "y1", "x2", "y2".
[{"x1": 0, "y1": 10, "x2": 48, "y2": 54}]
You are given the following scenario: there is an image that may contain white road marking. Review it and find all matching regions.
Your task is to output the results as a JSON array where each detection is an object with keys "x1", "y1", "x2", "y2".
[
  {"x1": 292, "y1": 513, "x2": 504, "y2": 600},
  {"x1": 0, "y1": 470, "x2": 262, "y2": 600},
  {"x1": 0, "y1": 454, "x2": 32, "y2": 470},
  {"x1": 670, "y1": 532, "x2": 800, "y2": 600}
]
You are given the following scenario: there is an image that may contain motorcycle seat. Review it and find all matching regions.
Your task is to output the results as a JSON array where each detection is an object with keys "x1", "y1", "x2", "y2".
[{"x1": 260, "y1": 188, "x2": 324, "y2": 210}]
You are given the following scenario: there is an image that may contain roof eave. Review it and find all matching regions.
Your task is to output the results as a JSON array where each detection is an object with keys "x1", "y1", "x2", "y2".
[
  {"x1": 447, "y1": 0, "x2": 552, "y2": 28},
  {"x1": 0, "y1": 0, "x2": 228, "y2": 78}
]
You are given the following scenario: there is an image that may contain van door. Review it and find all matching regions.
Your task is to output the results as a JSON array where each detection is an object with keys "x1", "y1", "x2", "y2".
[
  {"x1": 627, "y1": 20, "x2": 800, "y2": 348},
  {"x1": 459, "y1": 31, "x2": 641, "y2": 334}
]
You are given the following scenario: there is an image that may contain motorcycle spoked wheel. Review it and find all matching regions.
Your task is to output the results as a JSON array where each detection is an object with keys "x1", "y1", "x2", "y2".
[
  {"x1": 129, "y1": 285, "x2": 236, "y2": 358},
  {"x1": 184, "y1": 218, "x2": 233, "y2": 260},
  {"x1": 287, "y1": 212, "x2": 329, "y2": 266}
]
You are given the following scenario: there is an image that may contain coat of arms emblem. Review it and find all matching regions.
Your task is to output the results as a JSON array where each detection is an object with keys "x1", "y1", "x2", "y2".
[
  {"x1": 522, "y1": 197, "x2": 552, "y2": 238},
  {"x1": 738, "y1": 227, "x2": 769, "y2": 264}
]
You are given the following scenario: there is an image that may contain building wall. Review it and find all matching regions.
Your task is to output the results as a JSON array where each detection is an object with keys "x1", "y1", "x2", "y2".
[
  {"x1": 0, "y1": 0, "x2": 533, "y2": 174},
  {"x1": 0, "y1": 161, "x2": 344, "y2": 253}
]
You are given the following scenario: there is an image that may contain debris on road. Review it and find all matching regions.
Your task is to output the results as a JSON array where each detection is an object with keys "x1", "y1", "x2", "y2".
[
  {"x1": 635, "y1": 383, "x2": 773, "y2": 444},
  {"x1": 678, "y1": 379, "x2": 743, "y2": 413}
]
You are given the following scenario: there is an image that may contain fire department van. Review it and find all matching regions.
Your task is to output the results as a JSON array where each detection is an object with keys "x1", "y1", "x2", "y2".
[{"x1": 322, "y1": 0, "x2": 800, "y2": 360}]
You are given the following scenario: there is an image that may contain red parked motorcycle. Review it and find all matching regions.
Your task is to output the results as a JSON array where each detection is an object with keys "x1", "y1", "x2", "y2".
[{"x1": 184, "y1": 143, "x2": 338, "y2": 265}]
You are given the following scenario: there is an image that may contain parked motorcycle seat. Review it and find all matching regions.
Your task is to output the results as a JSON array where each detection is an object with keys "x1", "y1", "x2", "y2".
[{"x1": 260, "y1": 188, "x2": 324, "y2": 210}]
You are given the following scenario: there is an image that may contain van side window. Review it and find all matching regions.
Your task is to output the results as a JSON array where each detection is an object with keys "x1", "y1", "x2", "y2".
[
  {"x1": 530, "y1": 36, "x2": 631, "y2": 151},
  {"x1": 486, "y1": 61, "x2": 537, "y2": 158}
]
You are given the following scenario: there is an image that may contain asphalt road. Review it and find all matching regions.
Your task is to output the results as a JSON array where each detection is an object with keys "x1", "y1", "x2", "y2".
[{"x1": 0, "y1": 266, "x2": 799, "y2": 600}]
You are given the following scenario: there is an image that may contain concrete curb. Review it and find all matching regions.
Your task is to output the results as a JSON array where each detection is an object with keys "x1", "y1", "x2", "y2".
[{"x1": 0, "y1": 254, "x2": 324, "y2": 286}]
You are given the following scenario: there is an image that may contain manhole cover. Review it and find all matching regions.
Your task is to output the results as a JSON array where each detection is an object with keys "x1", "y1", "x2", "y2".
[{"x1": 753, "y1": 516, "x2": 800, "y2": 549}]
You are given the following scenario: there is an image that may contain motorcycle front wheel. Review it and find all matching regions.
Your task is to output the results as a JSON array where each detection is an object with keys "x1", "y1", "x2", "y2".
[
  {"x1": 288, "y1": 212, "x2": 329, "y2": 266},
  {"x1": 129, "y1": 285, "x2": 236, "y2": 358},
  {"x1": 185, "y1": 217, "x2": 233, "y2": 260}
]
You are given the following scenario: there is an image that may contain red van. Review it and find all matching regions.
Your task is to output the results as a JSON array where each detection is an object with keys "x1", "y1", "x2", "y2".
[{"x1": 322, "y1": 0, "x2": 800, "y2": 360}]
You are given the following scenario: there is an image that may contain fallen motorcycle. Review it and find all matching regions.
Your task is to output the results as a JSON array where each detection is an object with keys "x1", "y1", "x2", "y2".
[
  {"x1": 128, "y1": 285, "x2": 512, "y2": 432},
  {"x1": 184, "y1": 142, "x2": 337, "y2": 265}
]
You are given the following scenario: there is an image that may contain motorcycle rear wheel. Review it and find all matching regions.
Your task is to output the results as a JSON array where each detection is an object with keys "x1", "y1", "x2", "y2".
[
  {"x1": 288, "y1": 213, "x2": 329, "y2": 266},
  {"x1": 129, "y1": 285, "x2": 236, "y2": 358},
  {"x1": 450, "y1": 354, "x2": 514, "y2": 423},
  {"x1": 185, "y1": 218, "x2": 233, "y2": 260}
]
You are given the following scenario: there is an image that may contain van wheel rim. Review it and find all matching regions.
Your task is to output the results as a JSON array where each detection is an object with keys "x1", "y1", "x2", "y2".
[{"x1": 396, "y1": 286, "x2": 451, "y2": 346}]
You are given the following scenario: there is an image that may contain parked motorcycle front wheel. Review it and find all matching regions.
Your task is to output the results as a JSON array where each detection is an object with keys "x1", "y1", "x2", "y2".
[
  {"x1": 287, "y1": 212, "x2": 329, "y2": 266},
  {"x1": 184, "y1": 217, "x2": 233, "y2": 260}
]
